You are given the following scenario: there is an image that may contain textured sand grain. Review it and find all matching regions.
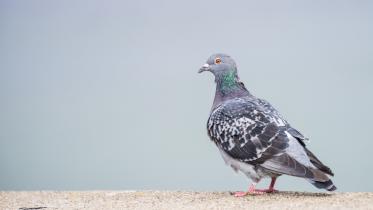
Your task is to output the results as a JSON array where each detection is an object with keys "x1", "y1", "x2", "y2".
[{"x1": 1, "y1": 191, "x2": 372, "y2": 210}]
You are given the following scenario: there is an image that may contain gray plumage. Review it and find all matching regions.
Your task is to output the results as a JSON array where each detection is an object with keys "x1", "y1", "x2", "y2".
[{"x1": 199, "y1": 53, "x2": 336, "y2": 191}]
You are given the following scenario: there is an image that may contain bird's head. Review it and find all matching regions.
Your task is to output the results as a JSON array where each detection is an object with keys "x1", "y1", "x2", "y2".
[{"x1": 198, "y1": 53, "x2": 238, "y2": 79}]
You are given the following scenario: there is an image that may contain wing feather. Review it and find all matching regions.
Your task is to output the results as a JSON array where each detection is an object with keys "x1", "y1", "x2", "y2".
[
  {"x1": 208, "y1": 98, "x2": 288, "y2": 163},
  {"x1": 208, "y1": 97, "x2": 332, "y2": 180}
]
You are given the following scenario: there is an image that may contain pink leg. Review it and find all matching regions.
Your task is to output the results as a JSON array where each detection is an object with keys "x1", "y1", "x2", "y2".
[
  {"x1": 233, "y1": 178, "x2": 278, "y2": 197},
  {"x1": 233, "y1": 182, "x2": 265, "y2": 197},
  {"x1": 255, "y1": 177, "x2": 278, "y2": 193}
]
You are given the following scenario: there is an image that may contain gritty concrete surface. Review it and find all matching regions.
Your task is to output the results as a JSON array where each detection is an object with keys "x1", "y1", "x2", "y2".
[{"x1": 0, "y1": 191, "x2": 372, "y2": 210}]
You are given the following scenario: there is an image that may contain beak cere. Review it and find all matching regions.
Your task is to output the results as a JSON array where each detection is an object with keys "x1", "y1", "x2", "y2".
[{"x1": 198, "y1": 63, "x2": 210, "y2": 73}]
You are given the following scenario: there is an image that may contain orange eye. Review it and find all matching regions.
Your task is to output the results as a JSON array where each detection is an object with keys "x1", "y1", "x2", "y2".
[{"x1": 215, "y1": 57, "x2": 222, "y2": 64}]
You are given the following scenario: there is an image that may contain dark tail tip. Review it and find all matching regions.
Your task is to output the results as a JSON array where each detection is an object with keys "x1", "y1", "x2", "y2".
[
  {"x1": 327, "y1": 185, "x2": 337, "y2": 191},
  {"x1": 309, "y1": 179, "x2": 337, "y2": 191}
]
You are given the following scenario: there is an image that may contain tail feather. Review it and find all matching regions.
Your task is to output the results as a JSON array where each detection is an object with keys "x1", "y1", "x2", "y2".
[
  {"x1": 308, "y1": 179, "x2": 337, "y2": 191},
  {"x1": 261, "y1": 153, "x2": 337, "y2": 192},
  {"x1": 309, "y1": 167, "x2": 337, "y2": 191},
  {"x1": 305, "y1": 148, "x2": 334, "y2": 176}
]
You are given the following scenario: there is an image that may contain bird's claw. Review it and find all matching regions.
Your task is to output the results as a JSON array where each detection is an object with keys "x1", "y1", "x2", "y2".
[
  {"x1": 233, "y1": 191, "x2": 248, "y2": 197},
  {"x1": 232, "y1": 190, "x2": 266, "y2": 197}
]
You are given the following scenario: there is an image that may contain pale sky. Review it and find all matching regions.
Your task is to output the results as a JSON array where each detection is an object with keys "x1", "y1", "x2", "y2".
[{"x1": 1, "y1": 0, "x2": 372, "y2": 191}]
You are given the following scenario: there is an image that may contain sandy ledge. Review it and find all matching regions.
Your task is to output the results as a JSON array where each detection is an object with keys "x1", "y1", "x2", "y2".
[{"x1": 1, "y1": 191, "x2": 372, "y2": 210}]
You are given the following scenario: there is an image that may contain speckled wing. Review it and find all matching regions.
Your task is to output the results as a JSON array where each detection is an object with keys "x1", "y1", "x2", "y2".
[
  {"x1": 207, "y1": 98, "x2": 289, "y2": 163},
  {"x1": 257, "y1": 99, "x2": 334, "y2": 176},
  {"x1": 207, "y1": 97, "x2": 332, "y2": 181}
]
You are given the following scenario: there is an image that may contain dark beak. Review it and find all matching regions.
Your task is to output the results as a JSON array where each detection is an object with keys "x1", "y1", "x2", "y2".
[{"x1": 198, "y1": 63, "x2": 210, "y2": 73}]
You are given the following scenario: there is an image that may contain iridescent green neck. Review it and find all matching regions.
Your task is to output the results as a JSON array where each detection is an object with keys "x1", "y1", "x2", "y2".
[
  {"x1": 213, "y1": 70, "x2": 251, "y2": 109},
  {"x1": 217, "y1": 70, "x2": 240, "y2": 92}
]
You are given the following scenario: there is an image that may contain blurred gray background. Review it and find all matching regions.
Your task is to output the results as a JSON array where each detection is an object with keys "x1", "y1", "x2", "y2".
[{"x1": 1, "y1": 0, "x2": 372, "y2": 192}]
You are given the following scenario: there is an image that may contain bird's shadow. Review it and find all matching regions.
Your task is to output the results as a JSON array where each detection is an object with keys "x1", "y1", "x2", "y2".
[
  {"x1": 228, "y1": 191, "x2": 333, "y2": 197},
  {"x1": 19, "y1": 207, "x2": 47, "y2": 210},
  {"x1": 272, "y1": 191, "x2": 333, "y2": 197}
]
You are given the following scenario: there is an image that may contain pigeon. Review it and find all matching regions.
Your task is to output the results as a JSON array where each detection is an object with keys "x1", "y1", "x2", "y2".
[{"x1": 198, "y1": 53, "x2": 336, "y2": 196}]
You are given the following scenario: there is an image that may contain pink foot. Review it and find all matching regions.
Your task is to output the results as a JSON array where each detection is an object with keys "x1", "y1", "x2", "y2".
[
  {"x1": 233, "y1": 178, "x2": 279, "y2": 197},
  {"x1": 233, "y1": 189, "x2": 265, "y2": 197},
  {"x1": 233, "y1": 191, "x2": 248, "y2": 197},
  {"x1": 248, "y1": 189, "x2": 265, "y2": 195}
]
